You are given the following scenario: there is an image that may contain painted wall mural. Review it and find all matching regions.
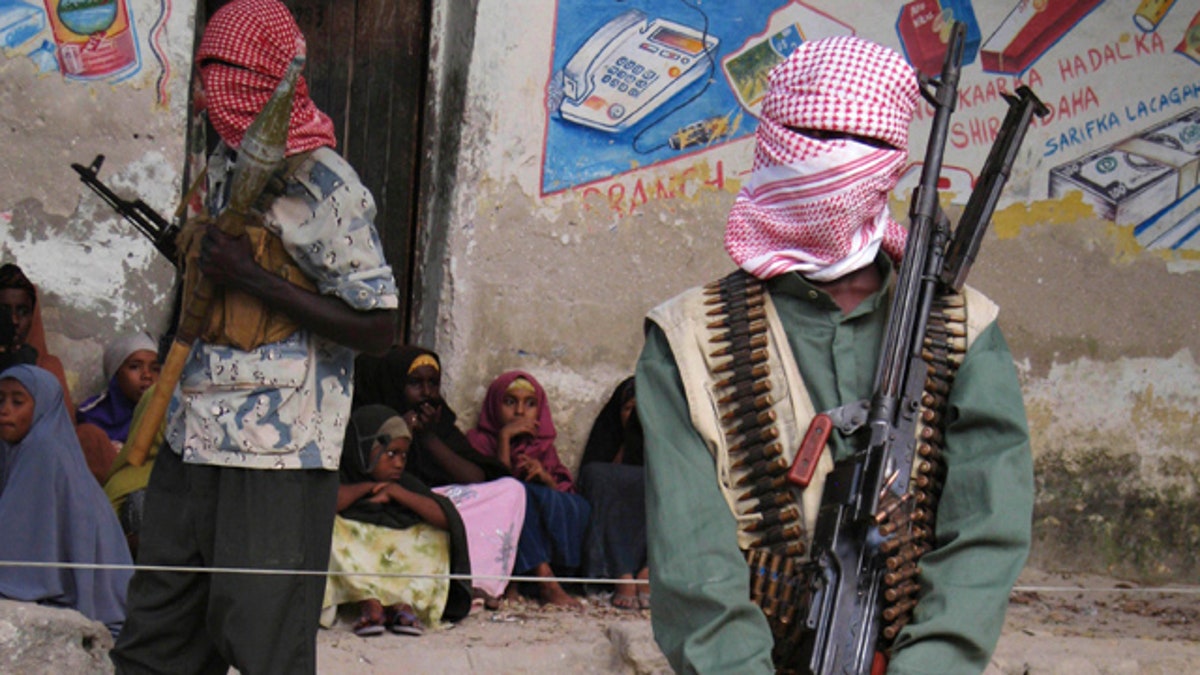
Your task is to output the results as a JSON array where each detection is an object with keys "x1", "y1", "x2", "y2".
[
  {"x1": 542, "y1": 0, "x2": 1200, "y2": 257},
  {"x1": 542, "y1": 1, "x2": 851, "y2": 196},
  {"x1": 0, "y1": 0, "x2": 173, "y2": 104}
]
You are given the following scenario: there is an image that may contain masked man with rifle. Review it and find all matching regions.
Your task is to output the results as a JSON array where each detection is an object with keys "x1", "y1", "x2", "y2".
[
  {"x1": 111, "y1": 1, "x2": 397, "y2": 673},
  {"x1": 636, "y1": 36, "x2": 1034, "y2": 674}
]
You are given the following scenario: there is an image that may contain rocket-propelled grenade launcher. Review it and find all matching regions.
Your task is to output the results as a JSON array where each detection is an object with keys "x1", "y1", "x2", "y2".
[{"x1": 124, "y1": 46, "x2": 308, "y2": 467}]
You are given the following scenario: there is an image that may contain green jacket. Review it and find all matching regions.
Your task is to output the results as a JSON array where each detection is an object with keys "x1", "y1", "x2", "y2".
[{"x1": 636, "y1": 265, "x2": 1034, "y2": 675}]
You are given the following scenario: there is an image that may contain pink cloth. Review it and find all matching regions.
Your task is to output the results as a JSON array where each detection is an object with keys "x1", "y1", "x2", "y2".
[
  {"x1": 432, "y1": 477, "x2": 526, "y2": 598},
  {"x1": 724, "y1": 36, "x2": 919, "y2": 281},
  {"x1": 466, "y1": 370, "x2": 576, "y2": 492}
]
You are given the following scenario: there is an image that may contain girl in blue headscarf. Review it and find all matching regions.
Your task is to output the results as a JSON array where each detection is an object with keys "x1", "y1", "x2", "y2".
[{"x1": 0, "y1": 364, "x2": 133, "y2": 637}]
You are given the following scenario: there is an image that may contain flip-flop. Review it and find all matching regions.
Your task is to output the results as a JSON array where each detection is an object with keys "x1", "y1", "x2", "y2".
[
  {"x1": 387, "y1": 607, "x2": 425, "y2": 636},
  {"x1": 352, "y1": 615, "x2": 386, "y2": 637},
  {"x1": 638, "y1": 591, "x2": 652, "y2": 610}
]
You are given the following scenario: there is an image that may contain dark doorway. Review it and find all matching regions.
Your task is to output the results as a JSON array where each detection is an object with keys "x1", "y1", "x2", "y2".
[{"x1": 196, "y1": 0, "x2": 430, "y2": 342}]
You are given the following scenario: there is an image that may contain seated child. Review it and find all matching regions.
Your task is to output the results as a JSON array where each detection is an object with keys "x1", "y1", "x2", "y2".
[
  {"x1": 78, "y1": 332, "x2": 160, "y2": 450},
  {"x1": 466, "y1": 370, "x2": 591, "y2": 609},
  {"x1": 353, "y1": 346, "x2": 526, "y2": 606},
  {"x1": 322, "y1": 405, "x2": 472, "y2": 637},
  {"x1": 102, "y1": 381, "x2": 164, "y2": 557},
  {"x1": 0, "y1": 264, "x2": 38, "y2": 373},
  {"x1": 0, "y1": 364, "x2": 133, "y2": 637},
  {"x1": 578, "y1": 376, "x2": 649, "y2": 610}
]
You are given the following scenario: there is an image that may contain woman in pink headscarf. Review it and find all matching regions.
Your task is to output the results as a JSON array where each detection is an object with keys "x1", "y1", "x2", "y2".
[{"x1": 467, "y1": 371, "x2": 591, "y2": 608}]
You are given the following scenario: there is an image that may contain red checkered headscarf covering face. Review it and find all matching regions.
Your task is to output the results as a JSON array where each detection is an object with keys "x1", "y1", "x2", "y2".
[
  {"x1": 196, "y1": 0, "x2": 337, "y2": 155},
  {"x1": 725, "y1": 36, "x2": 919, "y2": 281}
]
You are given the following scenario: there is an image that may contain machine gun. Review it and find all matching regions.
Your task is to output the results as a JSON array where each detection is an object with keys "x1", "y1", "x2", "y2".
[
  {"x1": 788, "y1": 22, "x2": 1048, "y2": 674},
  {"x1": 71, "y1": 154, "x2": 181, "y2": 265}
]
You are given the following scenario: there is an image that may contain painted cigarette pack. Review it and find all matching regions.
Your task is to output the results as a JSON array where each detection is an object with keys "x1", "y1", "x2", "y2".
[
  {"x1": 895, "y1": 0, "x2": 980, "y2": 76},
  {"x1": 980, "y1": 0, "x2": 1104, "y2": 75}
]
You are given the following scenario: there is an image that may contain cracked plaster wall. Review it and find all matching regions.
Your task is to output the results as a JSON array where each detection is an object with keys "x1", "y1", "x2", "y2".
[
  {"x1": 430, "y1": 0, "x2": 1200, "y2": 581},
  {"x1": 1, "y1": 0, "x2": 193, "y2": 399},
  {"x1": 2, "y1": 0, "x2": 1196, "y2": 582}
]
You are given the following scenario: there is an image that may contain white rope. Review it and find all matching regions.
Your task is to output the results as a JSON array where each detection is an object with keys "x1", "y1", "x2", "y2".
[
  {"x1": 3, "y1": 561, "x2": 1199, "y2": 594},
  {"x1": 0, "y1": 560, "x2": 649, "y2": 585},
  {"x1": 1011, "y1": 585, "x2": 1200, "y2": 594}
]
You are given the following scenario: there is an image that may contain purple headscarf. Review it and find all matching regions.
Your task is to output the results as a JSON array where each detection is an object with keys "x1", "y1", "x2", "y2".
[{"x1": 77, "y1": 332, "x2": 158, "y2": 443}]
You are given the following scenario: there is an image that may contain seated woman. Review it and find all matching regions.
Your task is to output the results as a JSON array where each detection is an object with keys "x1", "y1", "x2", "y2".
[
  {"x1": 578, "y1": 376, "x2": 649, "y2": 610},
  {"x1": 0, "y1": 364, "x2": 133, "y2": 637},
  {"x1": 354, "y1": 346, "x2": 526, "y2": 607},
  {"x1": 467, "y1": 370, "x2": 591, "y2": 609},
  {"x1": 322, "y1": 405, "x2": 472, "y2": 637},
  {"x1": 0, "y1": 263, "x2": 115, "y2": 484},
  {"x1": 102, "y1": 381, "x2": 164, "y2": 557},
  {"x1": 77, "y1": 332, "x2": 160, "y2": 451},
  {"x1": 0, "y1": 264, "x2": 38, "y2": 373}
]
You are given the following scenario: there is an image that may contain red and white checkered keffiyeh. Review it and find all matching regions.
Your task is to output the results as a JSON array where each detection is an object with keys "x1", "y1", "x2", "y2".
[
  {"x1": 725, "y1": 36, "x2": 919, "y2": 281},
  {"x1": 197, "y1": 0, "x2": 336, "y2": 155}
]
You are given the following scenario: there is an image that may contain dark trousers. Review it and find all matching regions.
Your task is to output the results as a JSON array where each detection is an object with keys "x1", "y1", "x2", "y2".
[
  {"x1": 514, "y1": 482, "x2": 591, "y2": 573},
  {"x1": 110, "y1": 447, "x2": 338, "y2": 675}
]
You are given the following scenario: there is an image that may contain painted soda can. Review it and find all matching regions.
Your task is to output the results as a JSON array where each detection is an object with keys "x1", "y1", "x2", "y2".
[
  {"x1": 1133, "y1": 0, "x2": 1175, "y2": 32},
  {"x1": 42, "y1": 0, "x2": 138, "y2": 80}
]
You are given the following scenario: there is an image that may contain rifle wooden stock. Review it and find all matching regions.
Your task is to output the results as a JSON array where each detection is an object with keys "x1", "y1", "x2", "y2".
[{"x1": 123, "y1": 210, "x2": 259, "y2": 466}]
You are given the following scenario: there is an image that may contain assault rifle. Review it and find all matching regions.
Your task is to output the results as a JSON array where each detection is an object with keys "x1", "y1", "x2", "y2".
[
  {"x1": 71, "y1": 154, "x2": 181, "y2": 265},
  {"x1": 787, "y1": 22, "x2": 1048, "y2": 673}
]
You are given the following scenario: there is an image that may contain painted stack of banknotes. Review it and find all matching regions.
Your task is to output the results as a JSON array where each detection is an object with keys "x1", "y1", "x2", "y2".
[{"x1": 1049, "y1": 107, "x2": 1200, "y2": 250}]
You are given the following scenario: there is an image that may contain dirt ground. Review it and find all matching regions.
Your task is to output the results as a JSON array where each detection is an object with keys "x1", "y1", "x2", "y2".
[
  {"x1": 1002, "y1": 567, "x2": 1199, "y2": 643},
  {"x1": 314, "y1": 566, "x2": 1200, "y2": 674}
]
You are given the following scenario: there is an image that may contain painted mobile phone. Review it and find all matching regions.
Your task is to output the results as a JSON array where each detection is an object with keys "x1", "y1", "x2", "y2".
[{"x1": 558, "y1": 9, "x2": 718, "y2": 133}]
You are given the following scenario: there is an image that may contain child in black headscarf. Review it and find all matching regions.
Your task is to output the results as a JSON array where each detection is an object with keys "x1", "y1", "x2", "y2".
[{"x1": 322, "y1": 405, "x2": 472, "y2": 637}]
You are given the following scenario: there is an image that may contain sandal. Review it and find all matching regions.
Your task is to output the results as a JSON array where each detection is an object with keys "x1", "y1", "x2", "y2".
[
  {"x1": 352, "y1": 615, "x2": 385, "y2": 637},
  {"x1": 387, "y1": 605, "x2": 425, "y2": 636},
  {"x1": 638, "y1": 591, "x2": 652, "y2": 610},
  {"x1": 473, "y1": 588, "x2": 503, "y2": 611}
]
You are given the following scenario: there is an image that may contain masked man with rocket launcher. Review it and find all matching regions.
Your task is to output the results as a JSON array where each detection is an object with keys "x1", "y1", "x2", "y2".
[{"x1": 112, "y1": 2, "x2": 398, "y2": 673}]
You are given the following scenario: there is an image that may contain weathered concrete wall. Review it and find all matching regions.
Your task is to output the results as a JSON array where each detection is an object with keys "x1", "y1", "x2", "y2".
[
  {"x1": 426, "y1": 0, "x2": 1200, "y2": 582},
  {"x1": 3, "y1": 0, "x2": 1197, "y2": 585},
  {"x1": 1, "y1": 0, "x2": 193, "y2": 399}
]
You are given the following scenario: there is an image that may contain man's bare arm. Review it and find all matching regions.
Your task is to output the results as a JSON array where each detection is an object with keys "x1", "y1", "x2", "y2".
[{"x1": 199, "y1": 223, "x2": 396, "y2": 355}]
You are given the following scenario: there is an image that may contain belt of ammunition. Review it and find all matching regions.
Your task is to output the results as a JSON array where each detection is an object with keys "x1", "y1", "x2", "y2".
[
  {"x1": 874, "y1": 290, "x2": 966, "y2": 649},
  {"x1": 704, "y1": 270, "x2": 809, "y2": 668}
]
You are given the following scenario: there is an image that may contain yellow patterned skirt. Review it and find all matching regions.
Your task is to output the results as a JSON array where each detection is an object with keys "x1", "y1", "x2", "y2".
[{"x1": 321, "y1": 515, "x2": 451, "y2": 630}]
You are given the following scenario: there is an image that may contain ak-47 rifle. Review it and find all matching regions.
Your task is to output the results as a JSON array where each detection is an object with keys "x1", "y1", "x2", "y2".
[
  {"x1": 72, "y1": 155, "x2": 181, "y2": 265},
  {"x1": 786, "y1": 22, "x2": 1048, "y2": 674}
]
